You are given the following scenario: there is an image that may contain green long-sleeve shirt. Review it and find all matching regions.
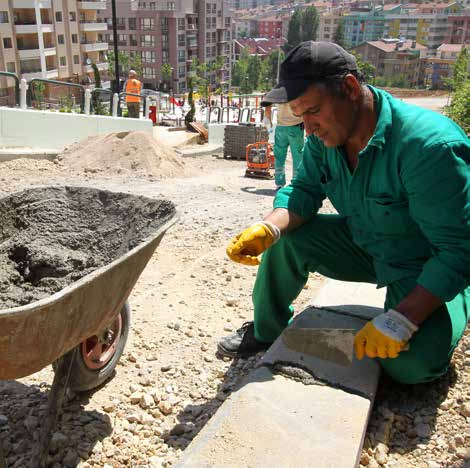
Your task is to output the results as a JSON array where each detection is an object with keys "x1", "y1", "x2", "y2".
[{"x1": 274, "y1": 86, "x2": 470, "y2": 302}]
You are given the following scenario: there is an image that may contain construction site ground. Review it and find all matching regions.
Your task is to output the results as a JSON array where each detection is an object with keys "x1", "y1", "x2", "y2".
[{"x1": 0, "y1": 95, "x2": 468, "y2": 468}]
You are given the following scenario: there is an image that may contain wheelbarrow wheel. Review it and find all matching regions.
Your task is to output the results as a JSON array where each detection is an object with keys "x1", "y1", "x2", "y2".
[{"x1": 53, "y1": 302, "x2": 131, "y2": 392}]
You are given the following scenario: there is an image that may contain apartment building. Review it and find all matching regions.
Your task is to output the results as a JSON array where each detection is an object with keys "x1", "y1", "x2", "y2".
[
  {"x1": 422, "y1": 43, "x2": 467, "y2": 88},
  {"x1": 233, "y1": 36, "x2": 283, "y2": 59},
  {"x1": 447, "y1": 11, "x2": 470, "y2": 44},
  {"x1": 384, "y1": 2, "x2": 463, "y2": 49},
  {"x1": 230, "y1": 0, "x2": 270, "y2": 11},
  {"x1": 341, "y1": 9, "x2": 385, "y2": 48},
  {"x1": 99, "y1": 0, "x2": 231, "y2": 93},
  {"x1": 233, "y1": 16, "x2": 256, "y2": 37},
  {"x1": 257, "y1": 16, "x2": 283, "y2": 39},
  {"x1": 0, "y1": 0, "x2": 108, "y2": 94},
  {"x1": 354, "y1": 38, "x2": 427, "y2": 86}
]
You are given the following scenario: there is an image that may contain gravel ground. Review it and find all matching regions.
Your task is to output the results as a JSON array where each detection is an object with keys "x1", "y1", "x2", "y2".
[{"x1": 0, "y1": 150, "x2": 468, "y2": 468}]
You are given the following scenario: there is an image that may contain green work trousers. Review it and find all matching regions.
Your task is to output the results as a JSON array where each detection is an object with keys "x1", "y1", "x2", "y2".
[
  {"x1": 274, "y1": 125, "x2": 305, "y2": 187},
  {"x1": 252, "y1": 214, "x2": 469, "y2": 384}
]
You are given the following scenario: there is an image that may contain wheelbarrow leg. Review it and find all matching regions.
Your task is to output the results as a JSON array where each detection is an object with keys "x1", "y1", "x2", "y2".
[
  {"x1": 37, "y1": 347, "x2": 77, "y2": 468},
  {"x1": 0, "y1": 435, "x2": 6, "y2": 468}
]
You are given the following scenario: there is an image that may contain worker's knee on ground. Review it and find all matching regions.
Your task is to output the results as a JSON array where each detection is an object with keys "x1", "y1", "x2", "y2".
[{"x1": 379, "y1": 353, "x2": 449, "y2": 385}]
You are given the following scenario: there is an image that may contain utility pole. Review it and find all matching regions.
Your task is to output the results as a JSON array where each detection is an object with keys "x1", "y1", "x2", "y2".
[
  {"x1": 111, "y1": 0, "x2": 120, "y2": 93},
  {"x1": 277, "y1": 45, "x2": 281, "y2": 83}
]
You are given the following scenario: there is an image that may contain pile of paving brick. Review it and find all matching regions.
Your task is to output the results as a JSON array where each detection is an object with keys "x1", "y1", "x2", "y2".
[{"x1": 223, "y1": 124, "x2": 269, "y2": 160}]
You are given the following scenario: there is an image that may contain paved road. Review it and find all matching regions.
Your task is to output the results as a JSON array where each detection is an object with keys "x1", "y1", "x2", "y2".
[{"x1": 401, "y1": 96, "x2": 450, "y2": 113}]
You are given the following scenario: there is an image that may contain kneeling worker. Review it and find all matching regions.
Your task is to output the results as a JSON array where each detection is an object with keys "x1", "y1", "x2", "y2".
[{"x1": 218, "y1": 41, "x2": 470, "y2": 385}]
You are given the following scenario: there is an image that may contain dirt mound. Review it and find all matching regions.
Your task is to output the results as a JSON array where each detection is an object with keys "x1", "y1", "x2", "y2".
[{"x1": 58, "y1": 131, "x2": 186, "y2": 179}]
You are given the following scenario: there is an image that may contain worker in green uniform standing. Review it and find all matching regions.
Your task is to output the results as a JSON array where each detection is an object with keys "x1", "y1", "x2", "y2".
[
  {"x1": 264, "y1": 103, "x2": 305, "y2": 190},
  {"x1": 218, "y1": 41, "x2": 470, "y2": 385}
]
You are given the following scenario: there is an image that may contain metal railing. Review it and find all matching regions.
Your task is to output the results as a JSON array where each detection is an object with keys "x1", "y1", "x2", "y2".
[
  {"x1": 0, "y1": 72, "x2": 20, "y2": 105},
  {"x1": 91, "y1": 87, "x2": 113, "y2": 115},
  {"x1": 221, "y1": 106, "x2": 240, "y2": 123},
  {"x1": 28, "y1": 78, "x2": 85, "y2": 112},
  {"x1": 119, "y1": 91, "x2": 152, "y2": 117}
]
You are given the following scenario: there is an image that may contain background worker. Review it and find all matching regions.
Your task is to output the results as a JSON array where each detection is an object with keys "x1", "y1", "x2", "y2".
[
  {"x1": 219, "y1": 41, "x2": 470, "y2": 385},
  {"x1": 125, "y1": 70, "x2": 142, "y2": 119},
  {"x1": 263, "y1": 103, "x2": 305, "y2": 190}
]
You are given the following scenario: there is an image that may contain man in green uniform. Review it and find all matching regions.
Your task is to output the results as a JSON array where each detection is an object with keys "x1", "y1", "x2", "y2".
[
  {"x1": 218, "y1": 41, "x2": 470, "y2": 384},
  {"x1": 264, "y1": 103, "x2": 305, "y2": 190}
]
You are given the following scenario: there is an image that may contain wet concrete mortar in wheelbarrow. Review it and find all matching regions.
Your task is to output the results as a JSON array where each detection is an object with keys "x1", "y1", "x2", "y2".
[{"x1": 0, "y1": 186, "x2": 175, "y2": 308}]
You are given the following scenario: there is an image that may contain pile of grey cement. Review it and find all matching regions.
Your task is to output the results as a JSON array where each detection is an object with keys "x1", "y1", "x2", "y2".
[{"x1": 0, "y1": 186, "x2": 175, "y2": 308}]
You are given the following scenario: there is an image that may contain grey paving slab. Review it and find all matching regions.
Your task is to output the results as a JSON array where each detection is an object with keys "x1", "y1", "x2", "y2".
[
  {"x1": 311, "y1": 279, "x2": 386, "y2": 320},
  {"x1": 177, "y1": 287, "x2": 382, "y2": 468},
  {"x1": 261, "y1": 306, "x2": 380, "y2": 400},
  {"x1": 177, "y1": 366, "x2": 372, "y2": 468},
  {"x1": 175, "y1": 144, "x2": 222, "y2": 157}
]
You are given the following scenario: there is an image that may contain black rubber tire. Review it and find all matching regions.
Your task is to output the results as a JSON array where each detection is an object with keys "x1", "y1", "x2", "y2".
[{"x1": 54, "y1": 302, "x2": 131, "y2": 393}]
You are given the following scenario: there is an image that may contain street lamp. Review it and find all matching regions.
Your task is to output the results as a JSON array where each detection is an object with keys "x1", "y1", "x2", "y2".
[
  {"x1": 244, "y1": 75, "x2": 249, "y2": 106},
  {"x1": 110, "y1": 0, "x2": 120, "y2": 93}
]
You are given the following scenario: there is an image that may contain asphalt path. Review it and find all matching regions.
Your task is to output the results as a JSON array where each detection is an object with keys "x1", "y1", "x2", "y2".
[{"x1": 401, "y1": 95, "x2": 450, "y2": 113}]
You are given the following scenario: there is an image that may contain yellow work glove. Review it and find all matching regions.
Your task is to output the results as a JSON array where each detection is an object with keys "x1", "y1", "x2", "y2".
[
  {"x1": 226, "y1": 222, "x2": 280, "y2": 266},
  {"x1": 354, "y1": 309, "x2": 418, "y2": 360}
]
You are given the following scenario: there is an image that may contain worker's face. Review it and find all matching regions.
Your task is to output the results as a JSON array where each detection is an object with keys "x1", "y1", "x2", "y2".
[{"x1": 289, "y1": 75, "x2": 361, "y2": 147}]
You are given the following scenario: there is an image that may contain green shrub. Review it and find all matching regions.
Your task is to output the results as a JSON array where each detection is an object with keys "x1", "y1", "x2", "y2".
[{"x1": 445, "y1": 80, "x2": 470, "y2": 134}]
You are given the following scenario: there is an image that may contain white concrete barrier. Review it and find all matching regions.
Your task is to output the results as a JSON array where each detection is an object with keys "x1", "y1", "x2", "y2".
[
  {"x1": 0, "y1": 107, "x2": 152, "y2": 151},
  {"x1": 208, "y1": 123, "x2": 227, "y2": 146}
]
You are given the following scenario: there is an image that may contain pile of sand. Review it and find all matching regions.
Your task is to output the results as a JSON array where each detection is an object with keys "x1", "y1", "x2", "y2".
[{"x1": 58, "y1": 131, "x2": 186, "y2": 179}]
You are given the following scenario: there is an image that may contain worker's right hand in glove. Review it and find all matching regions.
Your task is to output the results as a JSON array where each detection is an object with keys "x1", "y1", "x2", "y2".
[{"x1": 226, "y1": 222, "x2": 280, "y2": 266}]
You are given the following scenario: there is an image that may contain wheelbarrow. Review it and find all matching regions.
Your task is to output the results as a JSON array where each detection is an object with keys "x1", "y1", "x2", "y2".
[{"x1": 0, "y1": 186, "x2": 177, "y2": 468}]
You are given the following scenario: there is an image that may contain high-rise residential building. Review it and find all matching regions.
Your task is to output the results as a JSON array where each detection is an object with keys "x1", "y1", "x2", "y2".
[
  {"x1": 99, "y1": 0, "x2": 232, "y2": 93},
  {"x1": 0, "y1": 0, "x2": 108, "y2": 87},
  {"x1": 341, "y1": 9, "x2": 385, "y2": 48},
  {"x1": 384, "y1": 2, "x2": 463, "y2": 49},
  {"x1": 446, "y1": 11, "x2": 470, "y2": 44},
  {"x1": 230, "y1": 0, "x2": 269, "y2": 11},
  {"x1": 316, "y1": 13, "x2": 343, "y2": 43}
]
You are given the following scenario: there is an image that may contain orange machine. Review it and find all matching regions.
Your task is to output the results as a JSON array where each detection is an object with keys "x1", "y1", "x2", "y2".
[{"x1": 245, "y1": 142, "x2": 274, "y2": 179}]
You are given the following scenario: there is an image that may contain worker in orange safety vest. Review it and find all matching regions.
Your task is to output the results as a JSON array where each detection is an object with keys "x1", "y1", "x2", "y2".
[{"x1": 125, "y1": 69, "x2": 142, "y2": 118}]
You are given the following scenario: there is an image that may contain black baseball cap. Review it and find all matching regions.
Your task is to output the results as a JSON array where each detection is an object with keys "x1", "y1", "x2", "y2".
[{"x1": 261, "y1": 41, "x2": 357, "y2": 106}]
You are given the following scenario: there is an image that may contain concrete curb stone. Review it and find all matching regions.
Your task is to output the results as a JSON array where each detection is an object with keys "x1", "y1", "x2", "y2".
[{"x1": 176, "y1": 281, "x2": 386, "y2": 468}]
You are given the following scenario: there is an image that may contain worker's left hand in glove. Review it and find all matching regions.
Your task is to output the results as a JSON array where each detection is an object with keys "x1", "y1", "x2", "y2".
[
  {"x1": 354, "y1": 309, "x2": 418, "y2": 360},
  {"x1": 226, "y1": 221, "x2": 280, "y2": 266},
  {"x1": 262, "y1": 117, "x2": 272, "y2": 129}
]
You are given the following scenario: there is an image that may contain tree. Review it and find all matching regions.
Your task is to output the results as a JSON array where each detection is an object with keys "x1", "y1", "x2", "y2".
[
  {"x1": 446, "y1": 46, "x2": 469, "y2": 92},
  {"x1": 333, "y1": 20, "x2": 346, "y2": 48},
  {"x1": 350, "y1": 51, "x2": 376, "y2": 82},
  {"x1": 91, "y1": 63, "x2": 108, "y2": 115},
  {"x1": 160, "y1": 63, "x2": 173, "y2": 90},
  {"x1": 284, "y1": 7, "x2": 319, "y2": 53},
  {"x1": 247, "y1": 54, "x2": 262, "y2": 91},
  {"x1": 231, "y1": 48, "x2": 250, "y2": 88},
  {"x1": 445, "y1": 80, "x2": 470, "y2": 133},
  {"x1": 302, "y1": 6, "x2": 319, "y2": 42},
  {"x1": 284, "y1": 10, "x2": 302, "y2": 53},
  {"x1": 267, "y1": 49, "x2": 284, "y2": 84},
  {"x1": 107, "y1": 50, "x2": 142, "y2": 79},
  {"x1": 185, "y1": 78, "x2": 196, "y2": 129},
  {"x1": 190, "y1": 56, "x2": 224, "y2": 101}
]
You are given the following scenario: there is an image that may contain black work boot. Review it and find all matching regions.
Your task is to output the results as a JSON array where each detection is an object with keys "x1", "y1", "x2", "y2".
[{"x1": 217, "y1": 321, "x2": 272, "y2": 358}]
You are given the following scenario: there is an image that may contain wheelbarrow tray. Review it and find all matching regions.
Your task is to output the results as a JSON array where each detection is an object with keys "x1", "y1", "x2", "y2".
[{"x1": 0, "y1": 187, "x2": 177, "y2": 380}]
